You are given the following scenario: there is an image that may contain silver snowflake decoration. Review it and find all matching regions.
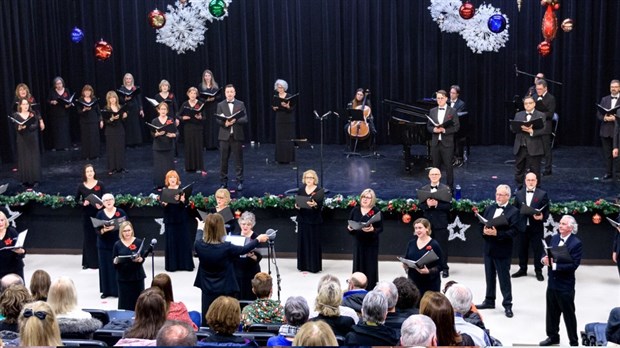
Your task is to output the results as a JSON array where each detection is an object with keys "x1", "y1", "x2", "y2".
[
  {"x1": 428, "y1": 0, "x2": 467, "y2": 33},
  {"x1": 290, "y1": 216, "x2": 298, "y2": 233},
  {"x1": 448, "y1": 216, "x2": 471, "y2": 241},
  {"x1": 460, "y1": 3, "x2": 510, "y2": 53},
  {"x1": 543, "y1": 215, "x2": 559, "y2": 238},
  {"x1": 4, "y1": 204, "x2": 22, "y2": 228},
  {"x1": 154, "y1": 218, "x2": 165, "y2": 235},
  {"x1": 156, "y1": 2, "x2": 207, "y2": 54}
]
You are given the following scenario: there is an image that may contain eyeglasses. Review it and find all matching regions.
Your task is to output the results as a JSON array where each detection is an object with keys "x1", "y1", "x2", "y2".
[
  {"x1": 361, "y1": 195, "x2": 372, "y2": 199},
  {"x1": 122, "y1": 229, "x2": 133, "y2": 232},
  {"x1": 215, "y1": 196, "x2": 226, "y2": 199},
  {"x1": 304, "y1": 176, "x2": 315, "y2": 179}
]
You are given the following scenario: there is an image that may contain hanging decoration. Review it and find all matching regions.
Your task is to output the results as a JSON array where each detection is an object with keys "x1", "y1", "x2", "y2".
[
  {"x1": 592, "y1": 213, "x2": 602, "y2": 224},
  {"x1": 155, "y1": 0, "x2": 233, "y2": 54},
  {"x1": 487, "y1": 14, "x2": 507, "y2": 33},
  {"x1": 401, "y1": 213, "x2": 412, "y2": 224},
  {"x1": 148, "y1": 8, "x2": 166, "y2": 29},
  {"x1": 429, "y1": 0, "x2": 510, "y2": 54},
  {"x1": 537, "y1": 40, "x2": 551, "y2": 56},
  {"x1": 459, "y1": 1, "x2": 475, "y2": 19},
  {"x1": 541, "y1": 5, "x2": 558, "y2": 41},
  {"x1": 561, "y1": 18, "x2": 574, "y2": 32},
  {"x1": 71, "y1": 27, "x2": 84, "y2": 43},
  {"x1": 94, "y1": 39, "x2": 113, "y2": 61},
  {"x1": 517, "y1": 0, "x2": 522, "y2": 12}
]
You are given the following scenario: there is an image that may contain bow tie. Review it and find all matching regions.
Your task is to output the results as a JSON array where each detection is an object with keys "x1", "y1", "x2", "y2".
[
  {"x1": 526, "y1": 190, "x2": 535, "y2": 193},
  {"x1": 430, "y1": 186, "x2": 438, "y2": 189},
  {"x1": 438, "y1": 108, "x2": 445, "y2": 110},
  {"x1": 227, "y1": 101, "x2": 234, "y2": 104},
  {"x1": 612, "y1": 96, "x2": 618, "y2": 100},
  {"x1": 526, "y1": 113, "x2": 532, "y2": 116},
  {"x1": 497, "y1": 205, "x2": 506, "y2": 209}
]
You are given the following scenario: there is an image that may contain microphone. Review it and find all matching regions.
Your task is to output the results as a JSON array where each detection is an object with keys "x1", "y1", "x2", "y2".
[
  {"x1": 143, "y1": 238, "x2": 157, "y2": 256},
  {"x1": 150, "y1": 238, "x2": 158, "y2": 247},
  {"x1": 313, "y1": 110, "x2": 320, "y2": 118},
  {"x1": 332, "y1": 111, "x2": 340, "y2": 118},
  {"x1": 514, "y1": 64, "x2": 519, "y2": 77},
  {"x1": 266, "y1": 229, "x2": 278, "y2": 241}
]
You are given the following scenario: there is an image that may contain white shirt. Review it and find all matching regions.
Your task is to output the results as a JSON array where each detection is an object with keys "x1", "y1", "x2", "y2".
[{"x1": 437, "y1": 107, "x2": 446, "y2": 140}]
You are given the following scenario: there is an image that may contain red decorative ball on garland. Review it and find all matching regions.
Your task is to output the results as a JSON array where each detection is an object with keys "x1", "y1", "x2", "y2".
[
  {"x1": 148, "y1": 8, "x2": 166, "y2": 29},
  {"x1": 459, "y1": 1, "x2": 475, "y2": 20},
  {"x1": 592, "y1": 213, "x2": 601, "y2": 224},
  {"x1": 537, "y1": 40, "x2": 551, "y2": 57},
  {"x1": 402, "y1": 213, "x2": 412, "y2": 224},
  {"x1": 94, "y1": 40, "x2": 113, "y2": 61},
  {"x1": 234, "y1": 210, "x2": 242, "y2": 219}
]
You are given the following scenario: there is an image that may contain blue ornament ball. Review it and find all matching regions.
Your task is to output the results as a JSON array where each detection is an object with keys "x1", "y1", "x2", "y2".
[
  {"x1": 71, "y1": 27, "x2": 84, "y2": 43},
  {"x1": 487, "y1": 14, "x2": 507, "y2": 33}
]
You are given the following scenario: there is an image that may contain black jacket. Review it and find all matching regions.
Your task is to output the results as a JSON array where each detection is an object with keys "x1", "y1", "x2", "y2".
[{"x1": 345, "y1": 322, "x2": 399, "y2": 346}]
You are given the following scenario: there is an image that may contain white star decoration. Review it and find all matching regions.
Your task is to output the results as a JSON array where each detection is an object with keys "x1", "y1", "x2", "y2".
[
  {"x1": 544, "y1": 215, "x2": 559, "y2": 238},
  {"x1": 448, "y1": 216, "x2": 470, "y2": 241},
  {"x1": 154, "y1": 218, "x2": 165, "y2": 235},
  {"x1": 290, "y1": 216, "x2": 298, "y2": 233},
  {"x1": 4, "y1": 204, "x2": 22, "y2": 228}
]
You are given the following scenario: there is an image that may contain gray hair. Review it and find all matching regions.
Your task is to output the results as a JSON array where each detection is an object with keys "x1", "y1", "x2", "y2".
[
  {"x1": 101, "y1": 193, "x2": 115, "y2": 201},
  {"x1": 400, "y1": 314, "x2": 437, "y2": 346},
  {"x1": 374, "y1": 281, "x2": 398, "y2": 309},
  {"x1": 496, "y1": 184, "x2": 511, "y2": 199},
  {"x1": 0, "y1": 274, "x2": 24, "y2": 293},
  {"x1": 284, "y1": 296, "x2": 309, "y2": 326},
  {"x1": 562, "y1": 214, "x2": 578, "y2": 234},
  {"x1": 274, "y1": 79, "x2": 288, "y2": 91},
  {"x1": 238, "y1": 211, "x2": 256, "y2": 227},
  {"x1": 156, "y1": 320, "x2": 197, "y2": 346},
  {"x1": 444, "y1": 283, "x2": 472, "y2": 315},
  {"x1": 361, "y1": 290, "x2": 388, "y2": 324}
]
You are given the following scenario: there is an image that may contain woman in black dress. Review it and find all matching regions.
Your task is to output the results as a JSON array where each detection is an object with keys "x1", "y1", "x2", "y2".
[
  {"x1": 272, "y1": 79, "x2": 296, "y2": 163},
  {"x1": 75, "y1": 85, "x2": 102, "y2": 159},
  {"x1": 154, "y1": 79, "x2": 178, "y2": 117},
  {"x1": 96, "y1": 193, "x2": 126, "y2": 299},
  {"x1": 347, "y1": 188, "x2": 383, "y2": 290},
  {"x1": 119, "y1": 73, "x2": 143, "y2": 146},
  {"x1": 75, "y1": 164, "x2": 106, "y2": 269},
  {"x1": 296, "y1": 169, "x2": 323, "y2": 273},
  {"x1": 178, "y1": 87, "x2": 205, "y2": 173},
  {"x1": 0, "y1": 211, "x2": 26, "y2": 280},
  {"x1": 10, "y1": 84, "x2": 40, "y2": 162},
  {"x1": 198, "y1": 69, "x2": 220, "y2": 150},
  {"x1": 102, "y1": 91, "x2": 127, "y2": 175},
  {"x1": 234, "y1": 211, "x2": 262, "y2": 300},
  {"x1": 151, "y1": 102, "x2": 177, "y2": 188},
  {"x1": 47, "y1": 76, "x2": 72, "y2": 151},
  {"x1": 403, "y1": 218, "x2": 444, "y2": 297},
  {"x1": 161, "y1": 170, "x2": 194, "y2": 272},
  {"x1": 113, "y1": 221, "x2": 146, "y2": 310},
  {"x1": 13, "y1": 98, "x2": 44, "y2": 189}
]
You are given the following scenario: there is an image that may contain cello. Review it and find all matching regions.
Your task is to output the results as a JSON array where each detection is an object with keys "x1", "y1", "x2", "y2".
[{"x1": 347, "y1": 89, "x2": 371, "y2": 139}]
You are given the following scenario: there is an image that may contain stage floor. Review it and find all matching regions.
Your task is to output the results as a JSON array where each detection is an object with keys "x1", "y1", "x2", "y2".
[{"x1": 0, "y1": 143, "x2": 617, "y2": 202}]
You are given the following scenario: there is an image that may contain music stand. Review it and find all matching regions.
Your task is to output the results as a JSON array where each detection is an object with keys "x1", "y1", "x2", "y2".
[
  {"x1": 284, "y1": 139, "x2": 313, "y2": 195},
  {"x1": 344, "y1": 109, "x2": 371, "y2": 158},
  {"x1": 314, "y1": 110, "x2": 336, "y2": 193}
]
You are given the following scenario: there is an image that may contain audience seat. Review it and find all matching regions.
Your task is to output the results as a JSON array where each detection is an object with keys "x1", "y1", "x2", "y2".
[
  {"x1": 238, "y1": 300, "x2": 253, "y2": 310},
  {"x1": 92, "y1": 329, "x2": 125, "y2": 346},
  {"x1": 83, "y1": 308, "x2": 109, "y2": 326},
  {"x1": 189, "y1": 310, "x2": 202, "y2": 329},
  {"x1": 246, "y1": 323, "x2": 282, "y2": 333},
  {"x1": 234, "y1": 332, "x2": 275, "y2": 346},
  {"x1": 107, "y1": 309, "x2": 135, "y2": 321},
  {"x1": 61, "y1": 339, "x2": 107, "y2": 347},
  {"x1": 335, "y1": 335, "x2": 346, "y2": 346}
]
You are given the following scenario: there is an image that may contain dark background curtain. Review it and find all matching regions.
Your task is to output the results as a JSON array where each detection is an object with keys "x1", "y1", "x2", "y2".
[{"x1": 1, "y1": 0, "x2": 619, "y2": 163}]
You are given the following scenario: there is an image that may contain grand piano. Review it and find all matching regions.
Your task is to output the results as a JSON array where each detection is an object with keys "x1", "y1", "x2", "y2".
[{"x1": 384, "y1": 99, "x2": 437, "y2": 171}]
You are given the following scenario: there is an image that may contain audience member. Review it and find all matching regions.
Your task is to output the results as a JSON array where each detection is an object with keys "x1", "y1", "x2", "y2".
[
  {"x1": 443, "y1": 280, "x2": 486, "y2": 330},
  {"x1": 151, "y1": 273, "x2": 198, "y2": 331},
  {"x1": 420, "y1": 291, "x2": 474, "y2": 346},
  {"x1": 267, "y1": 296, "x2": 309, "y2": 346},
  {"x1": 344, "y1": 290, "x2": 399, "y2": 346},
  {"x1": 0, "y1": 285, "x2": 32, "y2": 332},
  {"x1": 393, "y1": 276, "x2": 420, "y2": 316},
  {"x1": 115, "y1": 288, "x2": 167, "y2": 346},
  {"x1": 0, "y1": 274, "x2": 23, "y2": 294},
  {"x1": 374, "y1": 280, "x2": 407, "y2": 332},
  {"x1": 18, "y1": 301, "x2": 62, "y2": 346},
  {"x1": 309, "y1": 281, "x2": 354, "y2": 337},
  {"x1": 607, "y1": 307, "x2": 620, "y2": 347},
  {"x1": 28, "y1": 270, "x2": 51, "y2": 302},
  {"x1": 400, "y1": 314, "x2": 437, "y2": 347},
  {"x1": 47, "y1": 276, "x2": 102, "y2": 338},
  {"x1": 292, "y1": 320, "x2": 338, "y2": 346},
  {"x1": 241, "y1": 272, "x2": 284, "y2": 329},
  {"x1": 156, "y1": 320, "x2": 197, "y2": 346},
  {"x1": 444, "y1": 283, "x2": 491, "y2": 347},
  {"x1": 200, "y1": 296, "x2": 257, "y2": 346},
  {"x1": 310, "y1": 273, "x2": 358, "y2": 323},
  {"x1": 342, "y1": 272, "x2": 368, "y2": 314}
]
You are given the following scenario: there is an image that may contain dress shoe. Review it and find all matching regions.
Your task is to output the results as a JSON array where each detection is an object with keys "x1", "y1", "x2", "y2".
[
  {"x1": 100, "y1": 294, "x2": 107, "y2": 299},
  {"x1": 536, "y1": 273, "x2": 545, "y2": 281},
  {"x1": 442, "y1": 269, "x2": 449, "y2": 278},
  {"x1": 237, "y1": 183, "x2": 244, "y2": 191},
  {"x1": 511, "y1": 270, "x2": 527, "y2": 278},
  {"x1": 504, "y1": 308, "x2": 514, "y2": 318},
  {"x1": 539, "y1": 337, "x2": 559, "y2": 346},
  {"x1": 603, "y1": 174, "x2": 613, "y2": 180},
  {"x1": 475, "y1": 302, "x2": 495, "y2": 310}
]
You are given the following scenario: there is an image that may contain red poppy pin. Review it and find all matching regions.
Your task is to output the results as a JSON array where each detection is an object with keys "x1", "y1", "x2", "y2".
[
  {"x1": 533, "y1": 198, "x2": 539, "y2": 203},
  {"x1": 367, "y1": 210, "x2": 375, "y2": 217},
  {"x1": 62, "y1": 91, "x2": 68, "y2": 98},
  {"x1": 4, "y1": 238, "x2": 12, "y2": 246},
  {"x1": 115, "y1": 211, "x2": 120, "y2": 217},
  {"x1": 169, "y1": 93, "x2": 174, "y2": 98},
  {"x1": 129, "y1": 244, "x2": 136, "y2": 251},
  {"x1": 194, "y1": 104, "x2": 201, "y2": 110},
  {"x1": 94, "y1": 185, "x2": 101, "y2": 191},
  {"x1": 426, "y1": 245, "x2": 432, "y2": 251},
  {"x1": 165, "y1": 120, "x2": 173, "y2": 125}
]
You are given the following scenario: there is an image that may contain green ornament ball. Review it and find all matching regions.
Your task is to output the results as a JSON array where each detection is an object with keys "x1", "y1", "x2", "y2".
[{"x1": 209, "y1": 0, "x2": 226, "y2": 18}]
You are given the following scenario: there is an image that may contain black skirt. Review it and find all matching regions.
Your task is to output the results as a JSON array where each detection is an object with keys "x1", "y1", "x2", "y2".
[
  {"x1": 275, "y1": 111, "x2": 295, "y2": 163},
  {"x1": 184, "y1": 123, "x2": 204, "y2": 171}
]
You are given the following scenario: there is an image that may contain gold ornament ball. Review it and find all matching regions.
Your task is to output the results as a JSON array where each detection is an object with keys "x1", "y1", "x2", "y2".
[{"x1": 402, "y1": 213, "x2": 412, "y2": 224}]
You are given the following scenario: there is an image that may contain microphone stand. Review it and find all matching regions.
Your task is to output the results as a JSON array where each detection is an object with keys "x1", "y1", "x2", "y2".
[
  {"x1": 514, "y1": 64, "x2": 563, "y2": 86},
  {"x1": 267, "y1": 240, "x2": 282, "y2": 301},
  {"x1": 314, "y1": 110, "x2": 336, "y2": 194}
]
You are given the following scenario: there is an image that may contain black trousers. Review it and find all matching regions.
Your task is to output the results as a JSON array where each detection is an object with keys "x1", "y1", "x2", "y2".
[
  {"x1": 219, "y1": 135, "x2": 244, "y2": 184},
  {"x1": 434, "y1": 226, "x2": 449, "y2": 270},
  {"x1": 514, "y1": 146, "x2": 542, "y2": 185},
  {"x1": 483, "y1": 255, "x2": 512, "y2": 308},
  {"x1": 600, "y1": 136, "x2": 620, "y2": 177},
  {"x1": 546, "y1": 288, "x2": 578, "y2": 345},
  {"x1": 517, "y1": 224, "x2": 544, "y2": 274},
  {"x1": 431, "y1": 141, "x2": 454, "y2": 189}
]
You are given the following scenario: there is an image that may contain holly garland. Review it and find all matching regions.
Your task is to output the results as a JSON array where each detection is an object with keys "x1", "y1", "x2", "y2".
[{"x1": 0, "y1": 191, "x2": 617, "y2": 216}]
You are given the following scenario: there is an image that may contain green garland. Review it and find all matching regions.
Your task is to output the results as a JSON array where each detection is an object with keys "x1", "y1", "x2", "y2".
[{"x1": 0, "y1": 191, "x2": 618, "y2": 216}]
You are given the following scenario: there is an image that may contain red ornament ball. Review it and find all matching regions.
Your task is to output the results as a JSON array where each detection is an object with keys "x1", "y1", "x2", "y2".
[
  {"x1": 537, "y1": 40, "x2": 551, "y2": 57},
  {"x1": 94, "y1": 40, "x2": 113, "y2": 61},
  {"x1": 148, "y1": 8, "x2": 166, "y2": 29},
  {"x1": 553, "y1": 3, "x2": 560, "y2": 10},
  {"x1": 234, "y1": 210, "x2": 242, "y2": 219},
  {"x1": 402, "y1": 213, "x2": 412, "y2": 224},
  {"x1": 592, "y1": 213, "x2": 602, "y2": 224},
  {"x1": 459, "y1": 1, "x2": 475, "y2": 20}
]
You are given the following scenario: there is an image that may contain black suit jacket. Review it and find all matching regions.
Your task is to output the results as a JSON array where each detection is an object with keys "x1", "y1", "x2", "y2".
[
  {"x1": 418, "y1": 183, "x2": 452, "y2": 229},
  {"x1": 547, "y1": 233, "x2": 582, "y2": 292},
  {"x1": 480, "y1": 204, "x2": 520, "y2": 258},
  {"x1": 598, "y1": 95, "x2": 618, "y2": 138},
  {"x1": 535, "y1": 93, "x2": 556, "y2": 134},
  {"x1": 427, "y1": 106, "x2": 460, "y2": 147},
  {"x1": 216, "y1": 99, "x2": 248, "y2": 141},
  {"x1": 513, "y1": 188, "x2": 550, "y2": 228},
  {"x1": 449, "y1": 99, "x2": 467, "y2": 113},
  {"x1": 511, "y1": 110, "x2": 545, "y2": 156}
]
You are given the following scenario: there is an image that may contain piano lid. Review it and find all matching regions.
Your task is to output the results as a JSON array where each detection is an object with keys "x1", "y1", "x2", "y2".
[{"x1": 383, "y1": 99, "x2": 437, "y2": 121}]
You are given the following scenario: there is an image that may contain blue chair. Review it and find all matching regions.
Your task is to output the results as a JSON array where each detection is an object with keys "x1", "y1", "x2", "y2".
[{"x1": 189, "y1": 310, "x2": 202, "y2": 329}]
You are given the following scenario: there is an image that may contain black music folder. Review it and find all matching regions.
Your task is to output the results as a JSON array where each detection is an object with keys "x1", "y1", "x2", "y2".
[
  {"x1": 117, "y1": 87, "x2": 141, "y2": 98},
  {"x1": 398, "y1": 249, "x2": 439, "y2": 270},
  {"x1": 272, "y1": 93, "x2": 299, "y2": 107},
  {"x1": 161, "y1": 183, "x2": 193, "y2": 204},
  {"x1": 596, "y1": 103, "x2": 620, "y2": 116},
  {"x1": 215, "y1": 109, "x2": 244, "y2": 121},
  {"x1": 606, "y1": 217, "x2": 620, "y2": 228},
  {"x1": 426, "y1": 115, "x2": 454, "y2": 128},
  {"x1": 348, "y1": 212, "x2": 382, "y2": 230},
  {"x1": 85, "y1": 194, "x2": 103, "y2": 207},
  {"x1": 7, "y1": 115, "x2": 36, "y2": 127},
  {"x1": 475, "y1": 213, "x2": 509, "y2": 228},
  {"x1": 416, "y1": 188, "x2": 452, "y2": 203},
  {"x1": 74, "y1": 98, "x2": 99, "y2": 108},
  {"x1": 295, "y1": 188, "x2": 325, "y2": 209},
  {"x1": 200, "y1": 88, "x2": 222, "y2": 98},
  {"x1": 520, "y1": 204, "x2": 546, "y2": 216},
  {"x1": 145, "y1": 121, "x2": 177, "y2": 134},
  {"x1": 101, "y1": 104, "x2": 129, "y2": 120},
  {"x1": 90, "y1": 216, "x2": 127, "y2": 229},
  {"x1": 509, "y1": 117, "x2": 544, "y2": 133},
  {"x1": 542, "y1": 239, "x2": 573, "y2": 263},
  {"x1": 115, "y1": 239, "x2": 145, "y2": 263},
  {"x1": 56, "y1": 93, "x2": 76, "y2": 105}
]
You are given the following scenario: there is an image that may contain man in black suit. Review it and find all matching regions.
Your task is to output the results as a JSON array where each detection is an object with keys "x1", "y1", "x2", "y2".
[
  {"x1": 534, "y1": 80, "x2": 556, "y2": 176},
  {"x1": 418, "y1": 167, "x2": 452, "y2": 278},
  {"x1": 216, "y1": 84, "x2": 248, "y2": 191},
  {"x1": 511, "y1": 96, "x2": 546, "y2": 185},
  {"x1": 512, "y1": 172, "x2": 549, "y2": 281},
  {"x1": 525, "y1": 72, "x2": 545, "y2": 98},
  {"x1": 476, "y1": 184, "x2": 520, "y2": 318},
  {"x1": 449, "y1": 85, "x2": 468, "y2": 167},
  {"x1": 427, "y1": 90, "x2": 460, "y2": 189},
  {"x1": 597, "y1": 79, "x2": 619, "y2": 180},
  {"x1": 539, "y1": 215, "x2": 583, "y2": 346}
]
